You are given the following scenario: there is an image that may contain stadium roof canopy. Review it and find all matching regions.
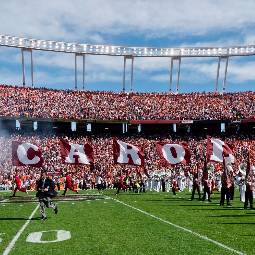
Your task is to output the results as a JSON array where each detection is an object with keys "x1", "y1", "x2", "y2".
[
  {"x1": 1, "y1": 34, "x2": 255, "y2": 57},
  {"x1": 1, "y1": 34, "x2": 254, "y2": 93}
]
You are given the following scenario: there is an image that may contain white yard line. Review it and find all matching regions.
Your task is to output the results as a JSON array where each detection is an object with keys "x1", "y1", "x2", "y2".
[
  {"x1": 0, "y1": 199, "x2": 9, "y2": 203},
  {"x1": 2, "y1": 204, "x2": 39, "y2": 255},
  {"x1": 110, "y1": 197, "x2": 246, "y2": 255}
]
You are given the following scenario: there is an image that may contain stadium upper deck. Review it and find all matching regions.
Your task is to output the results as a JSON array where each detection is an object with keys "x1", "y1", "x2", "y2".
[{"x1": 0, "y1": 84, "x2": 254, "y2": 122}]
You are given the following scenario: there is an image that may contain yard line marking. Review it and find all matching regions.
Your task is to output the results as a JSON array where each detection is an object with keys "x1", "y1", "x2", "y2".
[
  {"x1": 3, "y1": 204, "x2": 39, "y2": 255},
  {"x1": 0, "y1": 199, "x2": 9, "y2": 203},
  {"x1": 111, "y1": 197, "x2": 246, "y2": 255}
]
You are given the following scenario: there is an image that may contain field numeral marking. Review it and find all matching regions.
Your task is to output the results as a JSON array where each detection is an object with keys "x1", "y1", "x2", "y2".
[{"x1": 26, "y1": 230, "x2": 71, "y2": 243}]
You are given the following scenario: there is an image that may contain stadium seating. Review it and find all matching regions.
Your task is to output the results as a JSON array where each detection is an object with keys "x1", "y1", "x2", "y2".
[
  {"x1": 0, "y1": 84, "x2": 254, "y2": 121},
  {"x1": 0, "y1": 85, "x2": 254, "y2": 189}
]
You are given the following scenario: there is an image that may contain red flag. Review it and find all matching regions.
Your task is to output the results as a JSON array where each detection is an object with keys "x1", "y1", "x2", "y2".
[
  {"x1": 207, "y1": 137, "x2": 235, "y2": 163},
  {"x1": 156, "y1": 142, "x2": 191, "y2": 166},
  {"x1": 12, "y1": 141, "x2": 43, "y2": 167},
  {"x1": 60, "y1": 139, "x2": 94, "y2": 165},
  {"x1": 113, "y1": 139, "x2": 144, "y2": 166}
]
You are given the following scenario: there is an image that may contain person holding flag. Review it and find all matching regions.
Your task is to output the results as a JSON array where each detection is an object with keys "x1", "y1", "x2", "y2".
[
  {"x1": 244, "y1": 150, "x2": 254, "y2": 210},
  {"x1": 62, "y1": 172, "x2": 79, "y2": 196},
  {"x1": 202, "y1": 155, "x2": 212, "y2": 202},
  {"x1": 12, "y1": 170, "x2": 28, "y2": 197},
  {"x1": 220, "y1": 157, "x2": 232, "y2": 206},
  {"x1": 171, "y1": 174, "x2": 178, "y2": 195},
  {"x1": 190, "y1": 164, "x2": 201, "y2": 201},
  {"x1": 115, "y1": 172, "x2": 125, "y2": 195}
]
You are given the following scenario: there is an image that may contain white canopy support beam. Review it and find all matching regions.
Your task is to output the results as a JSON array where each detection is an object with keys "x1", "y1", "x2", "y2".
[
  {"x1": 74, "y1": 53, "x2": 86, "y2": 90},
  {"x1": 215, "y1": 56, "x2": 229, "y2": 93},
  {"x1": 123, "y1": 56, "x2": 134, "y2": 92},
  {"x1": 169, "y1": 57, "x2": 181, "y2": 93},
  {"x1": 21, "y1": 48, "x2": 34, "y2": 87}
]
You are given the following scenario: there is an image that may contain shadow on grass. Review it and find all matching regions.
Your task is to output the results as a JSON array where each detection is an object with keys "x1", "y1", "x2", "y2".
[
  {"x1": 114, "y1": 193, "x2": 143, "y2": 196},
  {"x1": 208, "y1": 214, "x2": 255, "y2": 218},
  {"x1": 191, "y1": 207, "x2": 244, "y2": 211},
  {"x1": 0, "y1": 217, "x2": 41, "y2": 221},
  {"x1": 142, "y1": 197, "x2": 213, "y2": 202},
  {"x1": 164, "y1": 197, "x2": 188, "y2": 201},
  {"x1": 179, "y1": 203, "x2": 219, "y2": 206},
  {"x1": 220, "y1": 222, "x2": 255, "y2": 225},
  {"x1": 144, "y1": 198, "x2": 188, "y2": 202}
]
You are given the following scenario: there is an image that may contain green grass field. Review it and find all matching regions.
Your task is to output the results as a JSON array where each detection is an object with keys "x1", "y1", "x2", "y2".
[{"x1": 0, "y1": 189, "x2": 254, "y2": 255}]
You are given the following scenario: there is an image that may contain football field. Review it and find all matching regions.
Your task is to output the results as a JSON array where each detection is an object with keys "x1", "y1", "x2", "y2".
[{"x1": 0, "y1": 190, "x2": 254, "y2": 255}]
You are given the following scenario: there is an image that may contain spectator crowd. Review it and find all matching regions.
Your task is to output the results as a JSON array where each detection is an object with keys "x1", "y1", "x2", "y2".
[{"x1": 0, "y1": 84, "x2": 254, "y2": 121}]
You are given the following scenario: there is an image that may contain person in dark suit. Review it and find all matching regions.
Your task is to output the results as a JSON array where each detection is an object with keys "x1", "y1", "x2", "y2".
[{"x1": 36, "y1": 171, "x2": 58, "y2": 220}]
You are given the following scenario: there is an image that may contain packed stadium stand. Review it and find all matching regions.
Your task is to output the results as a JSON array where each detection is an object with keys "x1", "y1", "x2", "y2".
[
  {"x1": 0, "y1": 84, "x2": 254, "y2": 191},
  {"x1": 0, "y1": 84, "x2": 254, "y2": 121}
]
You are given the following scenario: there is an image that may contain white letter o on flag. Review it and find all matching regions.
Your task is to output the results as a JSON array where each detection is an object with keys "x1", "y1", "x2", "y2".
[{"x1": 162, "y1": 144, "x2": 185, "y2": 164}]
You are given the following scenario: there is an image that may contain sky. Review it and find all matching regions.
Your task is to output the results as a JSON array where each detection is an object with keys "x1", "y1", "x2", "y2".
[{"x1": 0, "y1": 0, "x2": 255, "y2": 93}]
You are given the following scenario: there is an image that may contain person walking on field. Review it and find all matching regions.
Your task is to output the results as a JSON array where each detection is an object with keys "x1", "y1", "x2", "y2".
[{"x1": 36, "y1": 171, "x2": 58, "y2": 221}]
